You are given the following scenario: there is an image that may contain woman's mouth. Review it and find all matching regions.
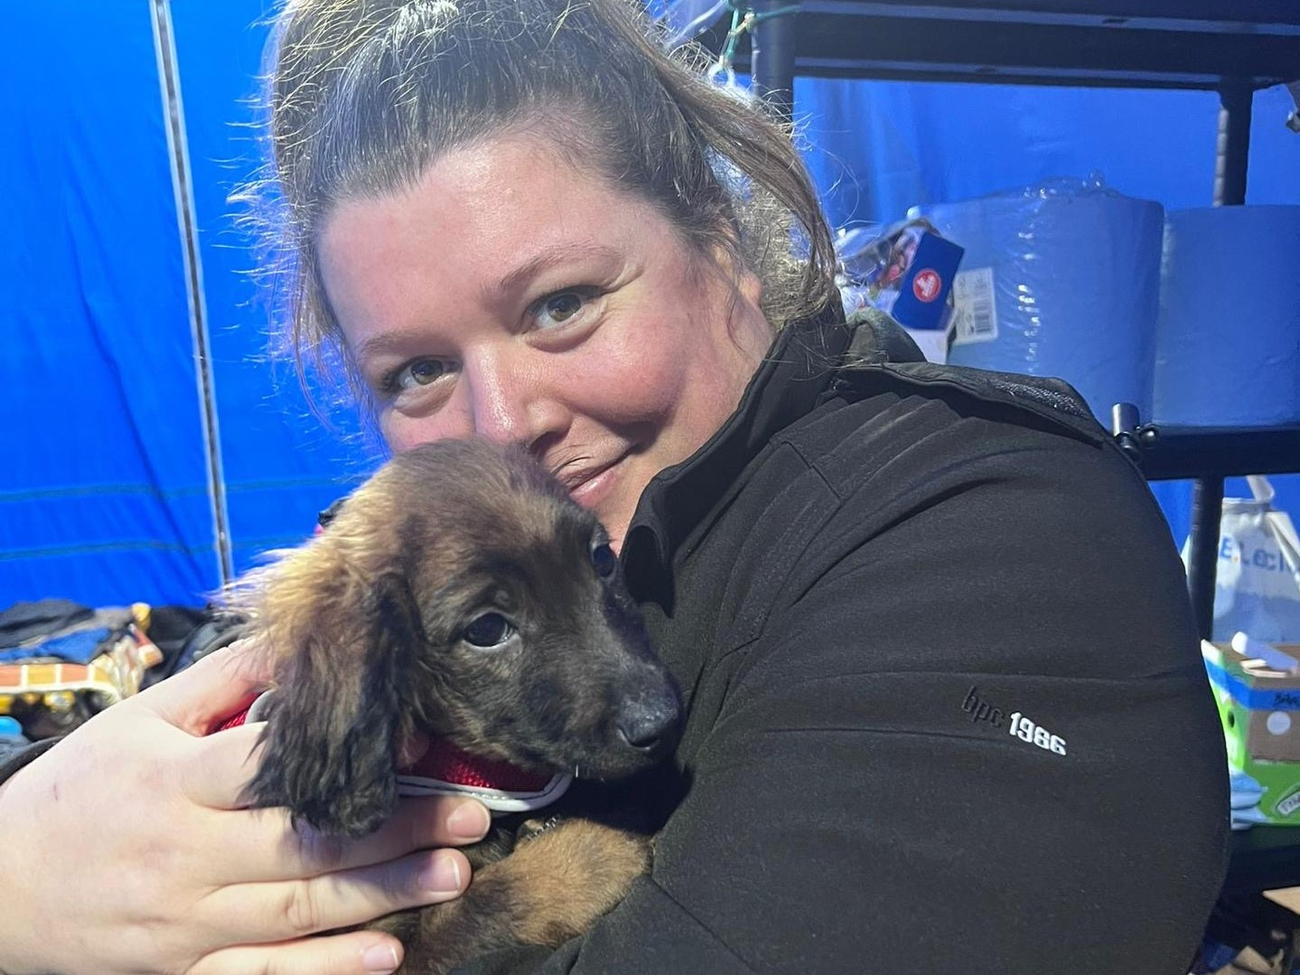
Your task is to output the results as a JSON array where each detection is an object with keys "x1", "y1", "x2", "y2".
[{"x1": 557, "y1": 456, "x2": 623, "y2": 510}]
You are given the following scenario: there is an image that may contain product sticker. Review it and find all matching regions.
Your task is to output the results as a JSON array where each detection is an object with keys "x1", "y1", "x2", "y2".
[{"x1": 951, "y1": 267, "x2": 997, "y2": 346}]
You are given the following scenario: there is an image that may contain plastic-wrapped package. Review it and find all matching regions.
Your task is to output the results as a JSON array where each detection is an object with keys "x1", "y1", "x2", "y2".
[
  {"x1": 1154, "y1": 205, "x2": 1300, "y2": 428},
  {"x1": 912, "y1": 176, "x2": 1164, "y2": 423},
  {"x1": 835, "y1": 219, "x2": 964, "y2": 362}
]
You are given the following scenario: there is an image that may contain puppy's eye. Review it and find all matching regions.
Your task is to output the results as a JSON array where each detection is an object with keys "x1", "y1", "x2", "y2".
[
  {"x1": 462, "y1": 612, "x2": 515, "y2": 649},
  {"x1": 591, "y1": 543, "x2": 617, "y2": 579}
]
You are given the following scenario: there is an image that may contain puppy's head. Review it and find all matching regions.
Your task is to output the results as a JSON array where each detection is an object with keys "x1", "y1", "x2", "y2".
[{"x1": 235, "y1": 439, "x2": 681, "y2": 837}]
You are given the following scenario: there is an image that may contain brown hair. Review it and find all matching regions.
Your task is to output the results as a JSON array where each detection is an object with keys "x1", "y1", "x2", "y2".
[{"x1": 243, "y1": 0, "x2": 837, "y2": 398}]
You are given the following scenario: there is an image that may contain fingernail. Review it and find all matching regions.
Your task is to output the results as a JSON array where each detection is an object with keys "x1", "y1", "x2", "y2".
[
  {"x1": 420, "y1": 852, "x2": 462, "y2": 894},
  {"x1": 447, "y1": 800, "x2": 490, "y2": 840},
  {"x1": 361, "y1": 942, "x2": 400, "y2": 974}
]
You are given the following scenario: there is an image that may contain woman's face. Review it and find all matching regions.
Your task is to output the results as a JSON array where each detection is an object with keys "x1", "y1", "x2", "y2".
[{"x1": 318, "y1": 133, "x2": 772, "y2": 550}]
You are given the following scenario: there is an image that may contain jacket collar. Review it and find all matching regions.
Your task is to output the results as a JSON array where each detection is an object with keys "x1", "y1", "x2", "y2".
[{"x1": 622, "y1": 300, "x2": 854, "y2": 606}]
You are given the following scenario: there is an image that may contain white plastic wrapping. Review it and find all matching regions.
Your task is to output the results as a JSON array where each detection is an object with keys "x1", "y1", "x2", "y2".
[{"x1": 912, "y1": 177, "x2": 1164, "y2": 422}]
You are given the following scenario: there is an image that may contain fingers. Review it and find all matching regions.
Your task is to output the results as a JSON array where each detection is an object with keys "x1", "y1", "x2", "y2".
[
  {"x1": 203, "y1": 794, "x2": 491, "y2": 884},
  {"x1": 199, "y1": 847, "x2": 471, "y2": 949},
  {"x1": 179, "y1": 721, "x2": 266, "y2": 810},
  {"x1": 192, "y1": 930, "x2": 406, "y2": 975},
  {"x1": 138, "y1": 639, "x2": 272, "y2": 735}
]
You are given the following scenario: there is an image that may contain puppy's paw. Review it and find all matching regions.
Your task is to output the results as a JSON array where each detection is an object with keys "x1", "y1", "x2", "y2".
[
  {"x1": 496, "y1": 819, "x2": 651, "y2": 946},
  {"x1": 392, "y1": 821, "x2": 651, "y2": 972}
]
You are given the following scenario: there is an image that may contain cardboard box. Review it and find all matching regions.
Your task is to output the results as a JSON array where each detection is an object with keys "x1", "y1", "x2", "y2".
[{"x1": 1203, "y1": 639, "x2": 1300, "y2": 823}]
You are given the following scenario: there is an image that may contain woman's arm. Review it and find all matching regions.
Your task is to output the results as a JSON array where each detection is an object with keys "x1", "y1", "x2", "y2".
[{"x1": 0, "y1": 641, "x2": 489, "y2": 975}]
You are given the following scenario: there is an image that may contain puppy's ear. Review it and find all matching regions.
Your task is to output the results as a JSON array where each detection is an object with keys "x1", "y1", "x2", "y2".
[{"x1": 246, "y1": 568, "x2": 421, "y2": 838}]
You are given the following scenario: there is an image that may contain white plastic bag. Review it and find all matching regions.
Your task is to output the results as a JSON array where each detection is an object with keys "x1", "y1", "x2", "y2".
[{"x1": 1188, "y1": 476, "x2": 1300, "y2": 643}]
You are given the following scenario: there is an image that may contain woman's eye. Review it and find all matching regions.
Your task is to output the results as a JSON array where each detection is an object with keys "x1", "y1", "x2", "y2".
[
  {"x1": 380, "y1": 357, "x2": 454, "y2": 397},
  {"x1": 532, "y1": 288, "x2": 600, "y2": 329},
  {"x1": 461, "y1": 612, "x2": 515, "y2": 649},
  {"x1": 545, "y1": 293, "x2": 582, "y2": 322},
  {"x1": 397, "y1": 358, "x2": 446, "y2": 388}
]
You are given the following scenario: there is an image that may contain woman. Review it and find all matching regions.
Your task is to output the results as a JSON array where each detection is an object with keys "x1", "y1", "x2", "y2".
[{"x1": 0, "y1": 0, "x2": 1229, "y2": 972}]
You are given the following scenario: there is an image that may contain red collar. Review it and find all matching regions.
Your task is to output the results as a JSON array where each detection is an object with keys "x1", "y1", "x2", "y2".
[{"x1": 213, "y1": 696, "x2": 571, "y2": 813}]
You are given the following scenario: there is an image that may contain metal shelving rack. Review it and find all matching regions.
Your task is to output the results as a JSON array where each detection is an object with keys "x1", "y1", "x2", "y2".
[
  {"x1": 695, "y1": 0, "x2": 1300, "y2": 956},
  {"x1": 697, "y1": 0, "x2": 1300, "y2": 641},
  {"x1": 708, "y1": 2, "x2": 1300, "y2": 92}
]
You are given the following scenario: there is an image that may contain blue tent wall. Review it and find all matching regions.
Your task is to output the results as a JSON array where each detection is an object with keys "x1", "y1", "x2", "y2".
[
  {"x1": 800, "y1": 82, "x2": 1300, "y2": 230},
  {"x1": 169, "y1": 0, "x2": 381, "y2": 577},
  {"x1": 2, "y1": 0, "x2": 220, "y2": 606},
  {"x1": 1, "y1": 0, "x2": 377, "y2": 608},
  {"x1": 3, "y1": 2, "x2": 1297, "y2": 608}
]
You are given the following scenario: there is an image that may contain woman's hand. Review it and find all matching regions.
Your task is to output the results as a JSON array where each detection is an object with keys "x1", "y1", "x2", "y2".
[{"x1": 0, "y1": 641, "x2": 491, "y2": 975}]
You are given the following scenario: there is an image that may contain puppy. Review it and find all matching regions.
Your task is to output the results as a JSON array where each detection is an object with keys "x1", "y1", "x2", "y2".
[{"x1": 223, "y1": 438, "x2": 682, "y2": 974}]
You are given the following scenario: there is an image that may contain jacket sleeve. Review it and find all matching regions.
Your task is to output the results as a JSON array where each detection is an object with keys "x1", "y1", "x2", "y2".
[
  {"x1": 458, "y1": 419, "x2": 1230, "y2": 975},
  {"x1": 0, "y1": 737, "x2": 60, "y2": 785}
]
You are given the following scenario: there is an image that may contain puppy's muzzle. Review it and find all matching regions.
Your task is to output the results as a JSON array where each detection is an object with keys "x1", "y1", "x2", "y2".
[{"x1": 614, "y1": 684, "x2": 682, "y2": 762}]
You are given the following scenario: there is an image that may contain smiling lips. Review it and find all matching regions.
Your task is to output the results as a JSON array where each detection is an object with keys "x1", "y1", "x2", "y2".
[{"x1": 554, "y1": 455, "x2": 623, "y2": 508}]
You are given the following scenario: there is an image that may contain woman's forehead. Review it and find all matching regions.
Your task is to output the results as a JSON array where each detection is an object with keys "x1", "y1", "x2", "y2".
[{"x1": 315, "y1": 135, "x2": 677, "y2": 340}]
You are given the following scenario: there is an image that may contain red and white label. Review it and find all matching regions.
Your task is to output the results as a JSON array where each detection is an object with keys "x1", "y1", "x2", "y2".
[{"x1": 912, "y1": 269, "x2": 942, "y2": 303}]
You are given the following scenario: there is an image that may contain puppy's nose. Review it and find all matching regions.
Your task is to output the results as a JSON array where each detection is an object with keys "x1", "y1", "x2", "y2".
[{"x1": 615, "y1": 692, "x2": 680, "y2": 758}]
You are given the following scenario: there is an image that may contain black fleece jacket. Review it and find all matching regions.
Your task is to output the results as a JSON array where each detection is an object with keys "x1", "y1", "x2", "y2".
[{"x1": 459, "y1": 307, "x2": 1230, "y2": 974}]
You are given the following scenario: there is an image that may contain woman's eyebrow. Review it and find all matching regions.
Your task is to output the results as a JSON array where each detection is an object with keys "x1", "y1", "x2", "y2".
[
  {"x1": 490, "y1": 241, "x2": 622, "y2": 299},
  {"x1": 351, "y1": 327, "x2": 435, "y2": 366}
]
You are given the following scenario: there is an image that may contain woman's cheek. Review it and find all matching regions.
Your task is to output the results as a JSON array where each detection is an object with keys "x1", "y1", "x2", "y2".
[
  {"x1": 380, "y1": 412, "x2": 421, "y2": 452},
  {"x1": 381, "y1": 403, "x2": 472, "y2": 451},
  {"x1": 582, "y1": 345, "x2": 684, "y2": 421}
]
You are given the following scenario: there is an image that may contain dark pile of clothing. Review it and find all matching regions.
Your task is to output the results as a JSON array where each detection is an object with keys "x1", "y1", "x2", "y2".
[{"x1": 0, "y1": 599, "x2": 244, "y2": 755}]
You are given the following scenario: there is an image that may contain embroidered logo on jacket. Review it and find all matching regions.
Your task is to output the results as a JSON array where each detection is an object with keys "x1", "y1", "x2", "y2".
[{"x1": 961, "y1": 685, "x2": 1067, "y2": 756}]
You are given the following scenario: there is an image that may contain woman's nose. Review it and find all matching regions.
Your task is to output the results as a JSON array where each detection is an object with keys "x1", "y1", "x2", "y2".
[{"x1": 463, "y1": 347, "x2": 564, "y2": 448}]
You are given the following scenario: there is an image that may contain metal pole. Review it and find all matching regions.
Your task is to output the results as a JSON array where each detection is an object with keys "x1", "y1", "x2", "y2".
[
  {"x1": 150, "y1": 0, "x2": 234, "y2": 587},
  {"x1": 1186, "y1": 79, "x2": 1253, "y2": 640},
  {"x1": 1214, "y1": 79, "x2": 1252, "y2": 208},
  {"x1": 1188, "y1": 478, "x2": 1225, "y2": 641},
  {"x1": 750, "y1": 0, "x2": 797, "y2": 122}
]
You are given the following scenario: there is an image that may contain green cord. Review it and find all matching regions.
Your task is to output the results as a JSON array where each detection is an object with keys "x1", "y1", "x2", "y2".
[{"x1": 713, "y1": 1, "x2": 802, "y2": 79}]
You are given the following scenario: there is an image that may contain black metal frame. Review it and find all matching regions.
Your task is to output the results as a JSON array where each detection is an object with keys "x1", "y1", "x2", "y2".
[
  {"x1": 1138, "y1": 428, "x2": 1300, "y2": 482},
  {"x1": 710, "y1": 2, "x2": 1300, "y2": 92}
]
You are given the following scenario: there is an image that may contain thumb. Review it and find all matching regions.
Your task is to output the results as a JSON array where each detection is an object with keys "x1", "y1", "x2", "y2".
[{"x1": 136, "y1": 639, "x2": 274, "y2": 735}]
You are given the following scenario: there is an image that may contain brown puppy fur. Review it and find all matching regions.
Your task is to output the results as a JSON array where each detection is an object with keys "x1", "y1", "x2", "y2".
[{"x1": 225, "y1": 439, "x2": 681, "y2": 974}]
